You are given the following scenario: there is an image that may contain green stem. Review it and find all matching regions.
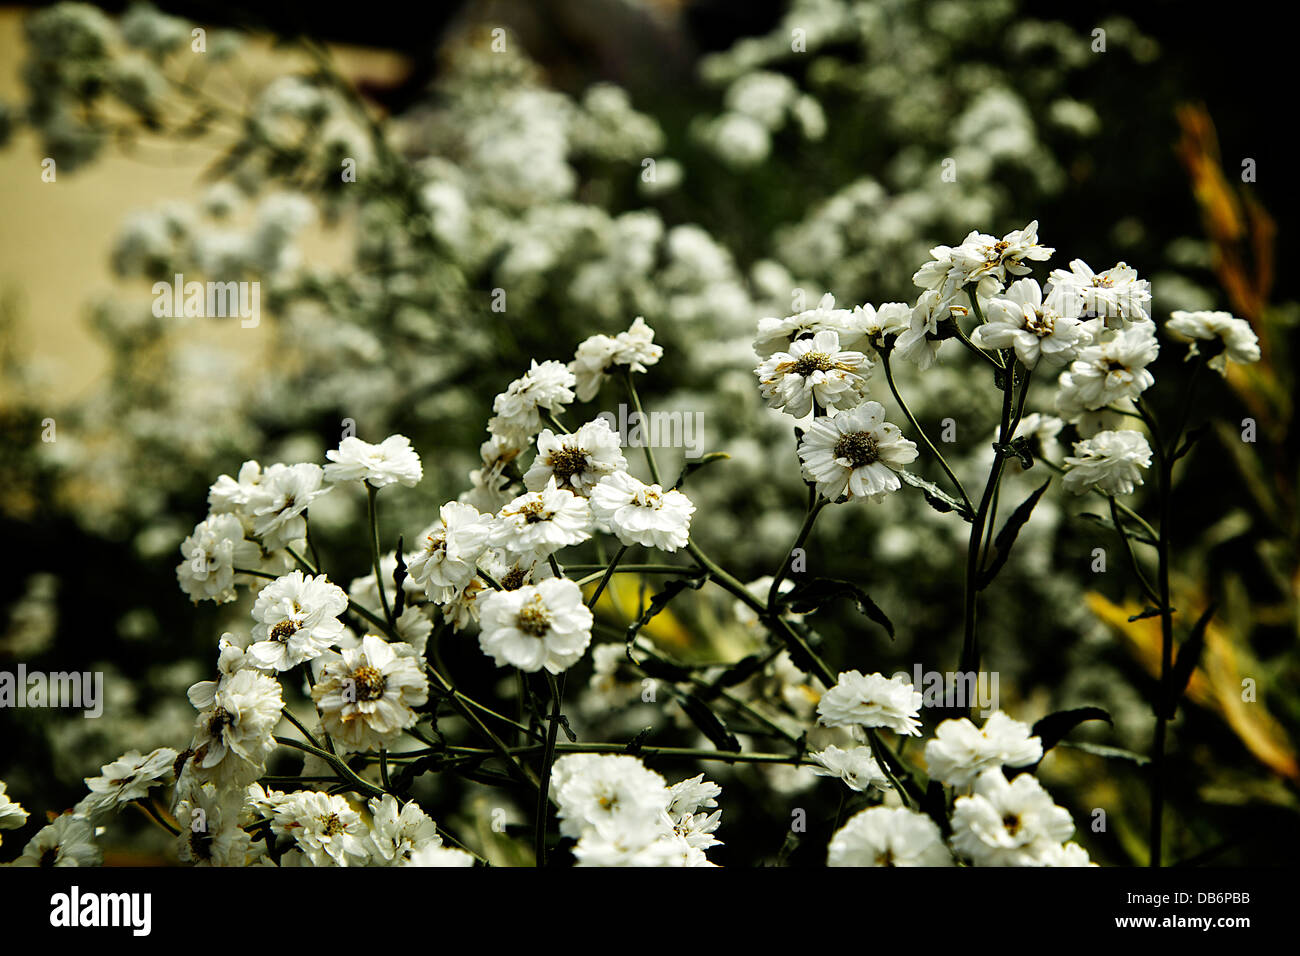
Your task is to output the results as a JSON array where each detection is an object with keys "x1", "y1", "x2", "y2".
[
  {"x1": 535, "y1": 673, "x2": 564, "y2": 867},
  {"x1": 586, "y1": 545, "x2": 629, "y2": 608},
  {"x1": 366, "y1": 483, "x2": 394, "y2": 627},
  {"x1": 624, "y1": 370, "x2": 662, "y2": 486},
  {"x1": 880, "y1": 350, "x2": 973, "y2": 513}
]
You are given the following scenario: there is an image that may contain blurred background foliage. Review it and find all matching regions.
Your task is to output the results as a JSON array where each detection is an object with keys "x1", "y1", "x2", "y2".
[{"x1": 0, "y1": 0, "x2": 1296, "y2": 865}]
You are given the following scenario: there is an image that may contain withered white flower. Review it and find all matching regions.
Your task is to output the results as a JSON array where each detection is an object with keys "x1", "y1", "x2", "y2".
[
  {"x1": 75, "y1": 747, "x2": 179, "y2": 822},
  {"x1": 312, "y1": 634, "x2": 429, "y2": 753}
]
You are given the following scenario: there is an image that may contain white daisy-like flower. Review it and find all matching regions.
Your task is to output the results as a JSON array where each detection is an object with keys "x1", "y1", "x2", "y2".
[
  {"x1": 1038, "y1": 841, "x2": 1097, "y2": 866},
  {"x1": 1004, "y1": 412, "x2": 1065, "y2": 466},
  {"x1": 176, "y1": 513, "x2": 260, "y2": 604},
  {"x1": 665, "y1": 774, "x2": 723, "y2": 851},
  {"x1": 1055, "y1": 321, "x2": 1160, "y2": 419},
  {"x1": 247, "y1": 571, "x2": 349, "y2": 671},
  {"x1": 271, "y1": 790, "x2": 371, "y2": 867},
  {"x1": 312, "y1": 634, "x2": 429, "y2": 753},
  {"x1": 797, "y1": 401, "x2": 918, "y2": 503},
  {"x1": 406, "y1": 501, "x2": 494, "y2": 603},
  {"x1": 176, "y1": 783, "x2": 253, "y2": 867},
  {"x1": 753, "y1": 292, "x2": 858, "y2": 359},
  {"x1": 185, "y1": 668, "x2": 283, "y2": 790},
  {"x1": 809, "y1": 744, "x2": 891, "y2": 793},
  {"x1": 574, "y1": 829, "x2": 715, "y2": 867},
  {"x1": 972, "y1": 279, "x2": 1088, "y2": 369},
  {"x1": 1165, "y1": 310, "x2": 1261, "y2": 374},
  {"x1": 612, "y1": 316, "x2": 664, "y2": 372},
  {"x1": 551, "y1": 753, "x2": 672, "y2": 841},
  {"x1": 405, "y1": 844, "x2": 477, "y2": 867},
  {"x1": 570, "y1": 333, "x2": 621, "y2": 402},
  {"x1": 478, "y1": 577, "x2": 593, "y2": 674},
  {"x1": 951, "y1": 220, "x2": 1055, "y2": 297},
  {"x1": 75, "y1": 747, "x2": 179, "y2": 822},
  {"x1": 588, "y1": 471, "x2": 694, "y2": 552},
  {"x1": 208, "y1": 459, "x2": 266, "y2": 516},
  {"x1": 817, "y1": 670, "x2": 923, "y2": 736},
  {"x1": 487, "y1": 359, "x2": 577, "y2": 441},
  {"x1": 12, "y1": 813, "x2": 102, "y2": 867},
  {"x1": 755, "y1": 329, "x2": 872, "y2": 417},
  {"x1": 524, "y1": 419, "x2": 628, "y2": 496},
  {"x1": 490, "y1": 478, "x2": 592, "y2": 560},
  {"x1": 827, "y1": 806, "x2": 953, "y2": 867},
  {"x1": 1062, "y1": 429, "x2": 1153, "y2": 496},
  {"x1": 950, "y1": 769, "x2": 1075, "y2": 866},
  {"x1": 323, "y1": 434, "x2": 423, "y2": 488},
  {"x1": 848, "y1": 301, "x2": 912, "y2": 351},
  {"x1": 367, "y1": 795, "x2": 442, "y2": 865},
  {"x1": 1046, "y1": 259, "x2": 1151, "y2": 325},
  {"x1": 923, "y1": 711, "x2": 1044, "y2": 788},
  {"x1": 460, "y1": 434, "x2": 524, "y2": 514},
  {"x1": 247, "y1": 462, "x2": 332, "y2": 550},
  {"x1": 0, "y1": 780, "x2": 29, "y2": 840},
  {"x1": 894, "y1": 289, "x2": 959, "y2": 370}
]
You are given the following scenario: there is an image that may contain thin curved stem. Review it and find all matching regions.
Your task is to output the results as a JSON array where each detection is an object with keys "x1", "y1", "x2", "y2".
[{"x1": 880, "y1": 351, "x2": 973, "y2": 513}]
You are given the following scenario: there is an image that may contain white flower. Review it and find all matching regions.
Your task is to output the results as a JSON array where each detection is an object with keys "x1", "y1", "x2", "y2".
[
  {"x1": 1038, "y1": 841, "x2": 1097, "y2": 866},
  {"x1": 460, "y1": 434, "x2": 524, "y2": 513},
  {"x1": 0, "y1": 781, "x2": 29, "y2": 840},
  {"x1": 1005, "y1": 412, "x2": 1064, "y2": 466},
  {"x1": 550, "y1": 753, "x2": 671, "y2": 841},
  {"x1": 247, "y1": 462, "x2": 332, "y2": 550},
  {"x1": 312, "y1": 634, "x2": 429, "y2": 752},
  {"x1": 490, "y1": 478, "x2": 592, "y2": 560},
  {"x1": 570, "y1": 333, "x2": 621, "y2": 402},
  {"x1": 756, "y1": 329, "x2": 872, "y2": 417},
  {"x1": 827, "y1": 806, "x2": 953, "y2": 867},
  {"x1": 208, "y1": 459, "x2": 266, "y2": 516},
  {"x1": 176, "y1": 513, "x2": 259, "y2": 604},
  {"x1": 176, "y1": 783, "x2": 253, "y2": 866},
  {"x1": 324, "y1": 434, "x2": 423, "y2": 488},
  {"x1": 12, "y1": 813, "x2": 102, "y2": 867},
  {"x1": 478, "y1": 577, "x2": 593, "y2": 674},
  {"x1": 817, "y1": 670, "x2": 923, "y2": 735},
  {"x1": 524, "y1": 419, "x2": 628, "y2": 496},
  {"x1": 185, "y1": 668, "x2": 283, "y2": 790},
  {"x1": 848, "y1": 301, "x2": 912, "y2": 351},
  {"x1": 950, "y1": 769, "x2": 1075, "y2": 866},
  {"x1": 797, "y1": 401, "x2": 918, "y2": 502},
  {"x1": 367, "y1": 795, "x2": 442, "y2": 865},
  {"x1": 272, "y1": 791, "x2": 371, "y2": 866},
  {"x1": 1062, "y1": 429, "x2": 1153, "y2": 496},
  {"x1": 487, "y1": 360, "x2": 577, "y2": 441},
  {"x1": 972, "y1": 279, "x2": 1088, "y2": 369},
  {"x1": 589, "y1": 471, "x2": 694, "y2": 552},
  {"x1": 924, "y1": 711, "x2": 1043, "y2": 788},
  {"x1": 404, "y1": 844, "x2": 476, "y2": 867},
  {"x1": 406, "y1": 501, "x2": 494, "y2": 603},
  {"x1": 753, "y1": 292, "x2": 859, "y2": 358},
  {"x1": 809, "y1": 745, "x2": 891, "y2": 792},
  {"x1": 1055, "y1": 322, "x2": 1160, "y2": 418},
  {"x1": 951, "y1": 221, "x2": 1054, "y2": 296},
  {"x1": 612, "y1": 316, "x2": 663, "y2": 372},
  {"x1": 248, "y1": 571, "x2": 349, "y2": 671},
  {"x1": 894, "y1": 290, "x2": 959, "y2": 370},
  {"x1": 75, "y1": 747, "x2": 179, "y2": 822},
  {"x1": 1046, "y1": 259, "x2": 1151, "y2": 325},
  {"x1": 1166, "y1": 310, "x2": 1261, "y2": 373}
]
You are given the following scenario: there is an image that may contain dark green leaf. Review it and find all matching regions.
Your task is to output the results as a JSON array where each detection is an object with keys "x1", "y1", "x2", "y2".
[
  {"x1": 780, "y1": 578, "x2": 894, "y2": 640},
  {"x1": 677, "y1": 694, "x2": 741, "y2": 752},
  {"x1": 624, "y1": 577, "x2": 704, "y2": 648},
  {"x1": 1128, "y1": 605, "x2": 1172, "y2": 623},
  {"x1": 978, "y1": 479, "x2": 1051, "y2": 589},
  {"x1": 1076, "y1": 511, "x2": 1156, "y2": 546},
  {"x1": 1165, "y1": 604, "x2": 1216, "y2": 718},
  {"x1": 673, "y1": 452, "x2": 730, "y2": 490},
  {"x1": 1031, "y1": 706, "x2": 1113, "y2": 755}
]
